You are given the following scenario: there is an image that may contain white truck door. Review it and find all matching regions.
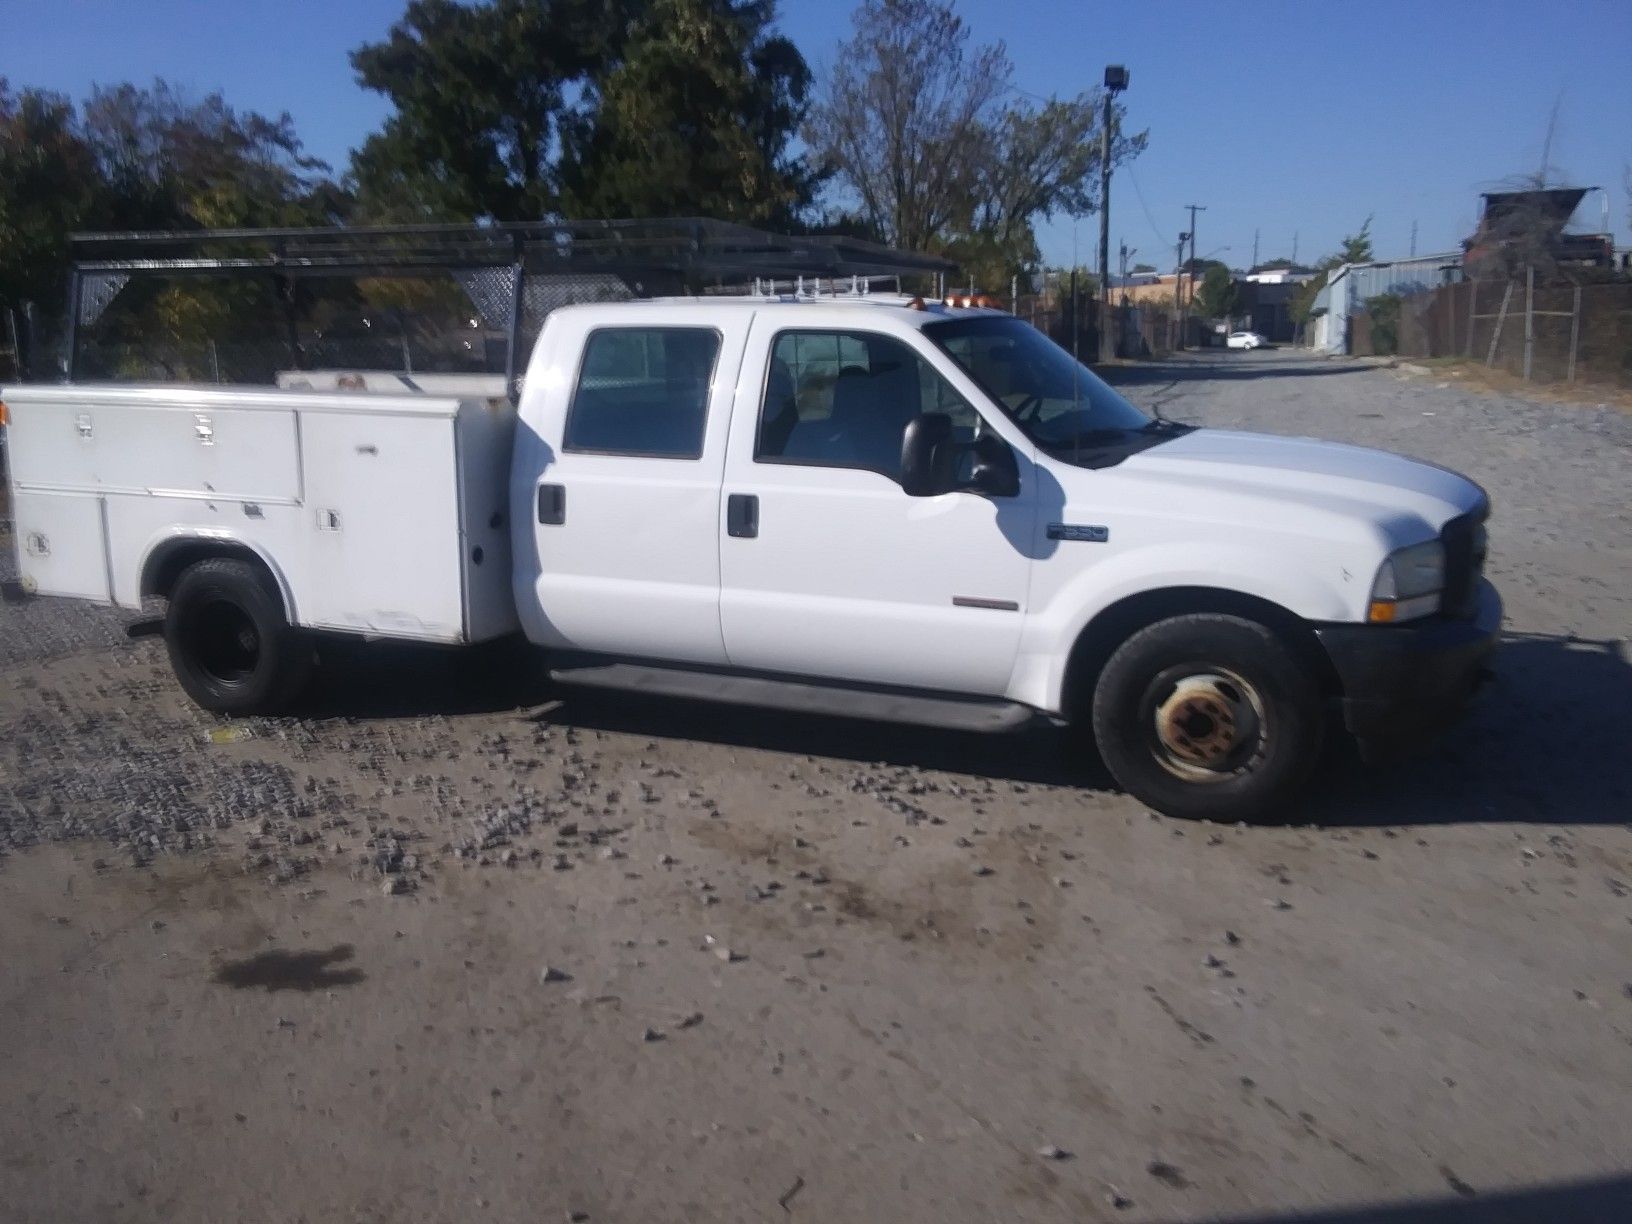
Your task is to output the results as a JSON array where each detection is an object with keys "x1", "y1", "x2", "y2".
[
  {"x1": 718, "y1": 321, "x2": 1034, "y2": 696},
  {"x1": 520, "y1": 312, "x2": 746, "y2": 665}
]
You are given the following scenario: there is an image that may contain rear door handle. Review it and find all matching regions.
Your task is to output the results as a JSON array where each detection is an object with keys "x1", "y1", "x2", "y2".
[
  {"x1": 726, "y1": 493, "x2": 758, "y2": 539},
  {"x1": 537, "y1": 483, "x2": 566, "y2": 525}
]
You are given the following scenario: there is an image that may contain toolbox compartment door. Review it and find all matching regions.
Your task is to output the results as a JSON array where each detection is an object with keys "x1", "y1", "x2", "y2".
[{"x1": 10, "y1": 491, "x2": 111, "y2": 602}]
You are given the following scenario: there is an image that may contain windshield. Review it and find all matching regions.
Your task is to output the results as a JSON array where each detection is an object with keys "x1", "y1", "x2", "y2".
[{"x1": 925, "y1": 315, "x2": 1154, "y2": 450}]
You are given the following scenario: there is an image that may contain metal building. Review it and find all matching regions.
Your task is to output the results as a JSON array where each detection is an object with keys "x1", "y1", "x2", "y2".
[{"x1": 1310, "y1": 253, "x2": 1462, "y2": 353}]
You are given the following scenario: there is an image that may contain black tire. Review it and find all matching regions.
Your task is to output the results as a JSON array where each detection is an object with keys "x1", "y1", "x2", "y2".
[
  {"x1": 164, "y1": 558, "x2": 312, "y2": 715},
  {"x1": 1090, "y1": 614, "x2": 1324, "y2": 821}
]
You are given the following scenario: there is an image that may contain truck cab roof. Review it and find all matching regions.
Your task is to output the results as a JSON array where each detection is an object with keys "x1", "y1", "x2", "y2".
[{"x1": 556, "y1": 294, "x2": 1011, "y2": 331}]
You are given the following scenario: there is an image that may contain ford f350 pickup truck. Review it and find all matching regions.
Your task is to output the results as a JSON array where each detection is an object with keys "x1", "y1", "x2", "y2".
[{"x1": 1, "y1": 291, "x2": 1499, "y2": 820}]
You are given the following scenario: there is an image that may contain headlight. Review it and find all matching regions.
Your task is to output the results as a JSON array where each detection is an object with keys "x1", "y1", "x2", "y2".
[{"x1": 1368, "y1": 539, "x2": 1444, "y2": 622}]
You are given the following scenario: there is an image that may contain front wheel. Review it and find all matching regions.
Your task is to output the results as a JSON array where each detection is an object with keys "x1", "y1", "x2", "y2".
[
  {"x1": 164, "y1": 558, "x2": 313, "y2": 715},
  {"x1": 1090, "y1": 614, "x2": 1325, "y2": 821}
]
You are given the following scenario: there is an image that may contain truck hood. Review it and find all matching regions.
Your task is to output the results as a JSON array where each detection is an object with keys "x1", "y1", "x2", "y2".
[{"x1": 1116, "y1": 428, "x2": 1486, "y2": 542}]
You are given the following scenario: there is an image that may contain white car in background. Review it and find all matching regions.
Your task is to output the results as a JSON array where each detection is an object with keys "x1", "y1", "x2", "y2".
[{"x1": 1227, "y1": 330, "x2": 1269, "y2": 350}]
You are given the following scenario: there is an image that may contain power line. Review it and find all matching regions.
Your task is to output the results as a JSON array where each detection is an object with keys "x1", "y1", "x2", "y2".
[
  {"x1": 1002, "y1": 81, "x2": 1055, "y2": 105},
  {"x1": 1124, "y1": 163, "x2": 1169, "y2": 250}
]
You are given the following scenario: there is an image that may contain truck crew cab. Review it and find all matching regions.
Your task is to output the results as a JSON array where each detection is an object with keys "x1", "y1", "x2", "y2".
[{"x1": 2, "y1": 226, "x2": 1500, "y2": 821}]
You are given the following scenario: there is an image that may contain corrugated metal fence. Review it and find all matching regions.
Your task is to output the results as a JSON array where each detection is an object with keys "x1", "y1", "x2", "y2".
[{"x1": 1352, "y1": 275, "x2": 1631, "y2": 387}]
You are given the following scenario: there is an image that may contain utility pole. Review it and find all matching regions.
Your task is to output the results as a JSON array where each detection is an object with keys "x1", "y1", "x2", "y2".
[
  {"x1": 1174, "y1": 232, "x2": 1189, "y2": 349},
  {"x1": 1098, "y1": 65, "x2": 1129, "y2": 362},
  {"x1": 1410, "y1": 219, "x2": 1418, "y2": 258},
  {"x1": 1183, "y1": 204, "x2": 1205, "y2": 347},
  {"x1": 1292, "y1": 230, "x2": 1299, "y2": 264},
  {"x1": 1252, "y1": 228, "x2": 1260, "y2": 269}
]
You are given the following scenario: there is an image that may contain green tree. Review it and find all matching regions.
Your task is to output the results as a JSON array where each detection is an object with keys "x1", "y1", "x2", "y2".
[
  {"x1": 81, "y1": 81, "x2": 341, "y2": 230},
  {"x1": 1195, "y1": 262, "x2": 1239, "y2": 320},
  {"x1": 1363, "y1": 292, "x2": 1402, "y2": 355},
  {"x1": 74, "y1": 82, "x2": 345, "y2": 380},
  {"x1": 350, "y1": 0, "x2": 816, "y2": 224},
  {"x1": 350, "y1": 0, "x2": 639, "y2": 221},
  {"x1": 1052, "y1": 266, "x2": 1100, "y2": 295},
  {"x1": 1130, "y1": 262, "x2": 1156, "y2": 273},
  {"x1": 964, "y1": 93, "x2": 1145, "y2": 284},
  {"x1": 1290, "y1": 217, "x2": 1375, "y2": 327},
  {"x1": 560, "y1": 0, "x2": 818, "y2": 225},
  {"x1": 1289, "y1": 274, "x2": 1324, "y2": 328},
  {"x1": 1337, "y1": 215, "x2": 1374, "y2": 264},
  {"x1": 0, "y1": 82, "x2": 98, "y2": 315},
  {"x1": 2, "y1": 78, "x2": 340, "y2": 376}
]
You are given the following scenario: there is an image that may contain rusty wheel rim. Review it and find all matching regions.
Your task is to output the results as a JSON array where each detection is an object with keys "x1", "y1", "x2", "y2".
[{"x1": 1145, "y1": 667, "x2": 1265, "y2": 782}]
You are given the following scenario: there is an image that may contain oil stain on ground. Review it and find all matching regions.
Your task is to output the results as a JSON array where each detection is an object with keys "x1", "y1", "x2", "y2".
[{"x1": 212, "y1": 944, "x2": 365, "y2": 992}]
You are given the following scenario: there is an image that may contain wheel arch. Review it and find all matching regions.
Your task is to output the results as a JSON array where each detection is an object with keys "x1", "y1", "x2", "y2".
[
  {"x1": 139, "y1": 533, "x2": 297, "y2": 621},
  {"x1": 1058, "y1": 585, "x2": 1338, "y2": 723}
]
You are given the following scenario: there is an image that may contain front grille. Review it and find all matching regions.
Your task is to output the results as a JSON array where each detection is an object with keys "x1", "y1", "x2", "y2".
[{"x1": 1440, "y1": 504, "x2": 1488, "y2": 618}]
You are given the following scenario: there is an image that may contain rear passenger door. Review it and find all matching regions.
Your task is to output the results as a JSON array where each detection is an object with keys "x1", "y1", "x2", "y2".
[{"x1": 524, "y1": 311, "x2": 747, "y2": 665}]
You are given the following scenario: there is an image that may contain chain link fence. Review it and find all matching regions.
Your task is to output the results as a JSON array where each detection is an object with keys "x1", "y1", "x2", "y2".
[{"x1": 1011, "y1": 292, "x2": 1190, "y2": 360}]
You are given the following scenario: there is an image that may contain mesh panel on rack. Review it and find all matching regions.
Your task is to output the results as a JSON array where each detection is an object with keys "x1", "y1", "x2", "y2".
[
  {"x1": 77, "y1": 273, "x2": 130, "y2": 328},
  {"x1": 453, "y1": 268, "x2": 518, "y2": 332},
  {"x1": 522, "y1": 273, "x2": 635, "y2": 335}
]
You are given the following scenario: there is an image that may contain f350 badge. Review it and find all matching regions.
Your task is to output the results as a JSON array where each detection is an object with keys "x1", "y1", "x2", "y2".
[{"x1": 1047, "y1": 523, "x2": 1109, "y2": 543}]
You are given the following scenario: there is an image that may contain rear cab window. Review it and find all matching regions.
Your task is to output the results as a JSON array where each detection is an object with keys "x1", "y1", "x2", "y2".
[{"x1": 563, "y1": 327, "x2": 722, "y2": 458}]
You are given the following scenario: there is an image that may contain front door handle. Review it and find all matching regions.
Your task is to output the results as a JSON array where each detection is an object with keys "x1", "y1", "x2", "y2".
[
  {"x1": 537, "y1": 483, "x2": 566, "y2": 525},
  {"x1": 726, "y1": 493, "x2": 758, "y2": 539}
]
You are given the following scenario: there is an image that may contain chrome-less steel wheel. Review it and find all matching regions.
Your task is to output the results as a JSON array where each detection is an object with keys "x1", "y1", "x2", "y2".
[
  {"x1": 1091, "y1": 614, "x2": 1324, "y2": 821},
  {"x1": 1144, "y1": 666, "x2": 1266, "y2": 781}
]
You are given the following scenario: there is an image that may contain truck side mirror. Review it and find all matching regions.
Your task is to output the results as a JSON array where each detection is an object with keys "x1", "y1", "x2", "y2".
[
  {"x1": 900, "y1": 413, "x2": 954, "y2": 497},
  {"x1": 902, "y1": 414, "x2": 1019, "y2": 499},
  {"x1": 964, "y1": 430, "x2": 1020, "y2": 498}
]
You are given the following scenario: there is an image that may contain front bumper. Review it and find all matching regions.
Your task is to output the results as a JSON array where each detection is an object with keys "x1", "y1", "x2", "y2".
[{"x1": 1313, "y1": 579, "x2": 1502, "y2": 760}]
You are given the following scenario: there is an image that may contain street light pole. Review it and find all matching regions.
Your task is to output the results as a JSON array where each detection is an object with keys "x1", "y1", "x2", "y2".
[{"x1": 1098, "y1": 65, "x2": 1128, "y2": 363}]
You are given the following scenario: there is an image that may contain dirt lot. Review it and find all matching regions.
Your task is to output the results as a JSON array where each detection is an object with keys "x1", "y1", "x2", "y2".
[{"x1": 2, "y1": 350, "x2": 1630, "y2": 1223}]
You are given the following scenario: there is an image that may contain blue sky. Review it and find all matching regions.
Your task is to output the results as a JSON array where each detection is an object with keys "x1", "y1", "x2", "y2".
[{"x1": 6, "y1": 0, "x2": 1630, "y2": 270}]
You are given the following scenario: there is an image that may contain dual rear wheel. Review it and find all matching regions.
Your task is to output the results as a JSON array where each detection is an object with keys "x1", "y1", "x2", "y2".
[{"x1": 164, "y1": 558, "x2": 312, "y2": 715}]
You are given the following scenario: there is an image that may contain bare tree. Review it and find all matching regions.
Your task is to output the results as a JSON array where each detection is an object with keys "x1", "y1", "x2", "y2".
[
  {"x1": 804, "y1": 0, "x2": 1008, "y2": 251},
  {"x1": 805, "y1": 0, "x2": 1143, "y2": 287}
]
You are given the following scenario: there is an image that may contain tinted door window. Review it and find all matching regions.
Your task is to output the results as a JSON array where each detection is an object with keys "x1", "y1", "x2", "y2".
[
  {"x1": 564, "y1": 327, "x2": 721, "y2": 458},
  {"x1": 757, "y1": 330, "x2": 977, "y2": 481}
]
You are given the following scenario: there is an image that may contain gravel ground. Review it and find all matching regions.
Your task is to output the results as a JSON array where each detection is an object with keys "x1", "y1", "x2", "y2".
[{"x1": 1, "y1": 350, "x2": 1629, "y2": 1223}]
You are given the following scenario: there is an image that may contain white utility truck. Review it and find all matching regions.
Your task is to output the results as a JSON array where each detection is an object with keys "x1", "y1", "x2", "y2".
[{"x1": 2, "y1": 289, "x2": 1499, "y2": 820}]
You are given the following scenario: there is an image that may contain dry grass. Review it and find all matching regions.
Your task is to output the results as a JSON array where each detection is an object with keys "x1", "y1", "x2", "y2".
[{"x1": 1399, "y1": 356, "x2": 1632, "y2": 413}]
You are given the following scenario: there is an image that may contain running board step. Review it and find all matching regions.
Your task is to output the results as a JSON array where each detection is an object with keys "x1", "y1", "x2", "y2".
[{"x1": 548, "y1": 661, "x2": 1034, "y2": 733}]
